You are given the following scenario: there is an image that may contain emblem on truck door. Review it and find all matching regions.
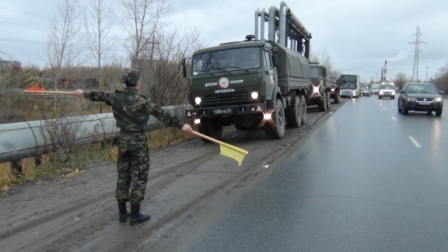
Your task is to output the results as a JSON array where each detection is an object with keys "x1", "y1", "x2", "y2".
[{"x1": 218, "y1": 77, "x2": 230, "y2": 89}]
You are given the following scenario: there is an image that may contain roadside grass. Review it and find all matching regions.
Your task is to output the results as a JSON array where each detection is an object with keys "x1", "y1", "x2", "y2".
[{"x1": 0, "y1": 128, "x2": 196, "y2": 193}]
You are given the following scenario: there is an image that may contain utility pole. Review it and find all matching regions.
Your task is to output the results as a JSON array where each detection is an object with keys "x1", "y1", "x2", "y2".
[
  {"x1": 425, "y1": 66, "x2": 429, "y2": 82},
  {"x1": 409, "y1": 26, "x2": 426, "y2": 82}
]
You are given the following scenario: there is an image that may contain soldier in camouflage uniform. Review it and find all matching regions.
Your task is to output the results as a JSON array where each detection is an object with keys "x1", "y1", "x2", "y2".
[{"x1": 73, "y1": 69, "x2": 193, "y2": 226}]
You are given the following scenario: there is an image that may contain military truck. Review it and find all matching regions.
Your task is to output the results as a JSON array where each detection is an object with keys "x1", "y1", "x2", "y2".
[
  {"x1": 307, "y1": 63, "x2": 340, "y2": 112},
  {"x1": 329, "y1": 75, "x2": 341, "y2": 104},
  {"x1": 182, "y1": 2, "x2": 312, "y2": 139}
]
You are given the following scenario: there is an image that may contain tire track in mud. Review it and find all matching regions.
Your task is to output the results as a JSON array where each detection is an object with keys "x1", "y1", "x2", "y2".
[
  {"x1": 30, "y1": 144, "x2": 223, "y2": 251},
  {"x1": 0, "y1": 144, "x2": 217, "y2": 250}
]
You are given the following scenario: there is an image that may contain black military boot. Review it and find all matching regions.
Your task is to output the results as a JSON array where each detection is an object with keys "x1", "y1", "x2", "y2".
[
  {"x1": 118, "y1": 200, "x2": 129, "y2": 223},
  {"x1": 130, "y1": 203, "x2": 151, "y2": 226}
]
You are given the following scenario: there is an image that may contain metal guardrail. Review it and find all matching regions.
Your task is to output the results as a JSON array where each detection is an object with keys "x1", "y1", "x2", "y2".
[{"x1": 0, "y1": 105, "x2": 190, "y2": 166}]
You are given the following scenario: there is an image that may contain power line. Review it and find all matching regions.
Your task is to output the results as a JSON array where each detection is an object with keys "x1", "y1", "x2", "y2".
[
  {"x1": 0, "y1": 6, "x2": 52, "y2": 20},
  {"x1": 0, "y1": 17, "x2": 48, "y2": 31},
  {"x1": 0, "y1": 37, "x2": 43, "y2": 45}
]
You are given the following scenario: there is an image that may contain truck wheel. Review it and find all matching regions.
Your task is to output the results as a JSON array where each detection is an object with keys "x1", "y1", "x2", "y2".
[
  {"x1": 199, "y1": 118, "x2": 223, "y2": 141},
  {"x1": 300, "y1": 94, "x2": 307, "y2": 125},
  {"x1": 265, "y1": 99, "x2": 285, "y2": 139},
  {"x1": 334, "y1": 92, "x2": 340, "y2": 104},
  {"x1": 286, "y1": 94, "x2": 302, "y2": 128},
  {"x1": 318, "y1": 92, "x2": 327, "y2": 111}
]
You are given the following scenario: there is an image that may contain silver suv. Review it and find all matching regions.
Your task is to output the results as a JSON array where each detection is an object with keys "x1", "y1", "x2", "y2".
[{"x1": 378, "y1": 84, "x2": 396, "y2": 99}]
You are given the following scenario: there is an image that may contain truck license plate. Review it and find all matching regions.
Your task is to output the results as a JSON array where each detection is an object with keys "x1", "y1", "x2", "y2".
[{"x1": 213, "y1": 108, "x2": 233, "y2": 115}]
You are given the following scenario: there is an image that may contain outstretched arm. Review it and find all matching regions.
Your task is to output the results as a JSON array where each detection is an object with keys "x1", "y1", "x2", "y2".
[{"x1": 73, "y1": 89, "x2": 112, "y2": 105}]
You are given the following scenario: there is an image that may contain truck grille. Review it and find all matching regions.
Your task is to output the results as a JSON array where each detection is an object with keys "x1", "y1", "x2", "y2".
[{"x1": 203, "y1": 91, "x2": 249, "y2": 106}]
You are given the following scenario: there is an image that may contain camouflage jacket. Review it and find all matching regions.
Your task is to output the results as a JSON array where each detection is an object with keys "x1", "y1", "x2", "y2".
[{"x1": 83, "y1": 87, "x2": 184, "y2": 133}]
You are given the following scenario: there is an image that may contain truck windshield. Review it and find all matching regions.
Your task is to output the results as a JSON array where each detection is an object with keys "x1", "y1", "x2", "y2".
[
  {"x1": 309, "y1": 67, "x2": 319, "y2": 78},
  {"x1": 192, "y1": 47, "x2": 261, "y2": 75}
]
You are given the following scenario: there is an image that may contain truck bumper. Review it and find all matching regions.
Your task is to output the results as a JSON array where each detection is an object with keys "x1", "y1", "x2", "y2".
[{"x1": 185, "y1": 103, "x2": 267, "y2": 119}]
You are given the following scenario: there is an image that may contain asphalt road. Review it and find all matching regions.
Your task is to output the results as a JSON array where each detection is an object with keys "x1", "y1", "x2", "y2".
[{"x1": 174, "y1": 96, "x2": 448, "y2": 252}]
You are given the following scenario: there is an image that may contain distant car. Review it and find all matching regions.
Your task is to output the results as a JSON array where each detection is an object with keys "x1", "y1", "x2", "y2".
[
  {"x1": 378, "y1": 84, "x2": 396, "y2": 99},
  {"x1": 360, "y1": 87, "x2": 371, "y2": 96},
  {"x1": 370, "y1": 87, "x2": 379, "y2": 95},
  {"x1": 397, "y1": 82, "x2": 444, "y2": 116}
]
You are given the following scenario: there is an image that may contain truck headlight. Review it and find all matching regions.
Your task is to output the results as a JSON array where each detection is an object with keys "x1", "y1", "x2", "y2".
[
  {"x1": 251, "y1": 91, "x2": 259, "y2": 100},
  {"x1": 194, "y1": 97, "x2": 202, "y2": 105}
]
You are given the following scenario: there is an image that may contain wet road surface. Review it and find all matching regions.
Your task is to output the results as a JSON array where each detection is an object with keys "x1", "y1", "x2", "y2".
[{"x1": 180, "y1": 97, "x2": 448, "y2": 252}]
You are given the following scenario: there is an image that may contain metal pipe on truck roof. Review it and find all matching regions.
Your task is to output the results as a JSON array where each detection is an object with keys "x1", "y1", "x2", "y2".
[
  {"x1": 268, "y1": 6, "x2": 279, "y2": 42},
  {"x1": 254, "y1": 9, "x2": 259, "y2": 39},
  {"x1": 280, "y1": 1, "x2": 311, "y2": 38}
]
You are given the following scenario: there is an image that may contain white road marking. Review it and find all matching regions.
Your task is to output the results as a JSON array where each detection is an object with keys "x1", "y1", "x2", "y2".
[
  {"x1": 391, "y1": 116, "x2": 396, "y2": 121},
  {"x1": 409, "y1": 136, "x2": 422, "y2": 148}
]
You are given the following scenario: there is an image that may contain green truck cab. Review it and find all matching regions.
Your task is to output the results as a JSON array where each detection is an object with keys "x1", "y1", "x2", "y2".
[
  {"x1": 308, "y1": 63, "x2": 340, "y2": 111},
  {"x1": 182, "y1": 2, "x2": 312, "y2": 140}
]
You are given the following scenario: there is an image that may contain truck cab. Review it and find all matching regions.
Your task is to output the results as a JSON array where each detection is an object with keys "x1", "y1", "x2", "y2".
[{"x1": 182, "y1": 38, "x2": 280, "y2": 139}]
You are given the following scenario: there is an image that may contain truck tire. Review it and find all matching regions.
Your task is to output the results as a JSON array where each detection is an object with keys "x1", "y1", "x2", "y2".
[
  {"x1": 300, "y1": 94, "x2": 307, "y2": 125},
  {"x1": 265, "y1": 99, "x2": 286, "y2": 139},
  {"x1": 199, "y1": 118, "x2": 223, "y2": 141},
  {"x1": 318, "y1": 92, "x2": 327, "y2": 112},
  {"x1": 334, "y1": 91, "x2": 340, "y2": 104},
  {"x1": 286, "y1": 94, "x2": 302, "y2": 128}
]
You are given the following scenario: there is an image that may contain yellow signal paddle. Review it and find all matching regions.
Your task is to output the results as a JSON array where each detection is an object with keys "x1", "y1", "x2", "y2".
[{"x1": 192, "y1": 131, "x2": 248, "y2": 167}]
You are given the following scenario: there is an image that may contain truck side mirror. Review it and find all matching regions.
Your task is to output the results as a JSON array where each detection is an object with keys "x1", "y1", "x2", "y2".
[{"x1": 181, "y1": 59, "x2": 187, "y2": 77}]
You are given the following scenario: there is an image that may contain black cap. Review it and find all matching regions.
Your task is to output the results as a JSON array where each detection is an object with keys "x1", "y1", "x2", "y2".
[{"x1": 121, "y1": 69, "x2": 140, "y2": 87}]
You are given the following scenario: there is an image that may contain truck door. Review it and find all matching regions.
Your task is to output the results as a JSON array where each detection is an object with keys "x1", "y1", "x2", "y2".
[{"x1": 264, "y1": 50, "x2": 276, "y2": 100}]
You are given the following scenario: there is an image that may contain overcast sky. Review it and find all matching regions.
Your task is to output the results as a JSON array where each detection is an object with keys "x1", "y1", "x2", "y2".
[{"x1": 1, "y1": 0, "x2": 447, "y2": 83}]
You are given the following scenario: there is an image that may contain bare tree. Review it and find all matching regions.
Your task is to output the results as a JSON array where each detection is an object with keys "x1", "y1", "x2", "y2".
[
  {"x1": 45, "y1": 0, "x2": 81, "y2": 89},
  {"x1": 84, "y1": 0, "x2": 116, "y2": 86},
  {"x1": 394, "y1": 73, "x2": 408, "y2": 90},
  {"x1": 120, "y1": 0, "x2": 169, "y2": 70},
  {"x1": 432, "y1": 63, "x2": 448, "y2": 92},
  {"x1": 310, "y1": 48, "x2": 334, "y2": 73},
  {"x1": 149, "y1": 28, "x2": 202, "y2": 106},
  {"x1": 84, "y1": 0, "x2": 116, "y2": 112}
]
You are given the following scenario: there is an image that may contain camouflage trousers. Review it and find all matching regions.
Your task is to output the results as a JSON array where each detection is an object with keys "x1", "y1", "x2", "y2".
[{"x1": 115, "y1": 133, "x2": 150, "y2": 205}]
